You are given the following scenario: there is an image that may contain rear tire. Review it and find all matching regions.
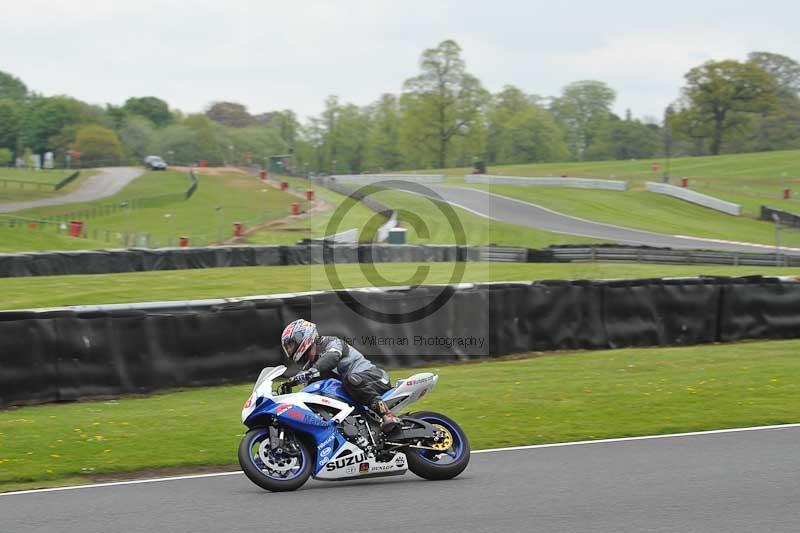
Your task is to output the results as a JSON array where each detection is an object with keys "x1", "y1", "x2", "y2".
[
  {"x1": 238, "y1": 427, "x2": 312, "y2": 492},
  {"x1": 404, "y1": 411, "x2": 470, "y2": 480}
]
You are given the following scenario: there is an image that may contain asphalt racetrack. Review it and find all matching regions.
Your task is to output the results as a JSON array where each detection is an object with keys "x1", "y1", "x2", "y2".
[
  {"x1": 398, "y1": 184, "x2": 800, "y2": 255},
  {"x1": 0, "y1": 167, "x2": 145, "y2": 213},
  {"x1": 2, "y1": 425, "x2": 799, "y2": 533}
]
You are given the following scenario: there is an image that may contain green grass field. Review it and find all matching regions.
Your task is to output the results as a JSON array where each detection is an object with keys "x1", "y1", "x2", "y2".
[
  {"x1": 0, "y1": 170, "x2": 95, "y2": 203},
  {"x1": 246, "y1": 176, "x2": 379, "y2": 244},
  {"x1": 4, "y1": 171, "x2": 304, "y2": 249},
  {"x1": 440, "y1": 150, "x2": 800, "y2": 217},
  {"x1": 0, "y1": 226, "x2": 108, "y2": 253},
  {"x1": 0, "y1": 169, "x2": 74, "y2": 185},
  {"x1": 403, "y1": 150, "x2": 800, "y2": 247},
  {"x1": 465, "y1": 184, "x2": 800, "y2": 248},
  {"x1": 2, "y1": 262, "x2": 799, "y2": 311},
  {"x1": 435, "y1": 149, "x2": 800, "y2": 184},
  {"x1": 2, "y1": 339, "x2": 798, "y2": 492},
  {"x1": 251, "y1": 176, "x2": 602, "y2": 247}
]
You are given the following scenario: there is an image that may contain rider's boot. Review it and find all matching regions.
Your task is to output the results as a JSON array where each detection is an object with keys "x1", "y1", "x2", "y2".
[{"x1": 372, "y1": 399, "x2": 401, "y2": 433}]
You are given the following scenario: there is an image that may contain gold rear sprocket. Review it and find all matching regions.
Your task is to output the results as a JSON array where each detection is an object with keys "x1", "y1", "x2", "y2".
[{"x1": 430, "y1": 423, "x2": 453, "y2": 450}]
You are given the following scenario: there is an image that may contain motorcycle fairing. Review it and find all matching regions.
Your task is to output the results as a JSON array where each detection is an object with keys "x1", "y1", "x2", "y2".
[
  {"x1": 314, "y1": 441, "x2": 408, "y2": 481},
  {"x1": 301, "y1": 378, "x2": 356, "y2": 405}
]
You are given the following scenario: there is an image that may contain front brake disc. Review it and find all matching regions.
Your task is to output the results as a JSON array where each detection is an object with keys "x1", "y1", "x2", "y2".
[{"x1": 258, "y1": 439, "x2": 298, "y2": 473}]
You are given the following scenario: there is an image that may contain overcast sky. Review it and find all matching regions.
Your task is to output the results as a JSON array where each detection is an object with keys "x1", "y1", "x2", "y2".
[{"x1": 2, "y1": 0, "x2": 797, "y2": 122}]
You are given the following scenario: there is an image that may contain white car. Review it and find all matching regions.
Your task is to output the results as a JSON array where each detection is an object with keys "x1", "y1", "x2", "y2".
[{"x1": 144, "y1": 155, "x2": 167, "y2": 170}]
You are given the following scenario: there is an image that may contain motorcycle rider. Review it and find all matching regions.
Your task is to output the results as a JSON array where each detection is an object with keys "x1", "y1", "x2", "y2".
[{"x1": 280, "y1": 319, "x2": 401, "y2": 433}]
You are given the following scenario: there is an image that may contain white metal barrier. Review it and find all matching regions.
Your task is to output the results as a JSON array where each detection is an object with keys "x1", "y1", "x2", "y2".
[
  {"x1": 376, "y1": 210, "x2": 399, "y2": 242},
  {"x1": 645, "y1": 182, "x2": 742, "y2": 216},
  {"x1": 322, "y1": 228, "x2": 359, "y2": 243},
  {"x1": 465, "y1": 175, "x2": 627, "y2": 191}
]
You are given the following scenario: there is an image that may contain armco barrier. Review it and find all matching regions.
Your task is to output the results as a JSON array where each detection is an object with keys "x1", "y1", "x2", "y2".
[
  {"x1": 465, "y1": 175, "x2": 627, "y2": 191},
  {"x1": 2, "y1": 276, "x2": 800, "y2": 407},
  {"x1": 646, "y1": 181, "x2": 742, "y2": 216},
  {"x1": 312, "y1": 178, "x2": 398, "y2": 242},
  {"x1": 2, "y1": 243, "x2": 800, "y2": 278},
  {"x1": 761, "y1": 205, "x2": 800, "y2": 228},
  {"x1": 53, "y1": 170, "x2": 81, "y2": 191}
]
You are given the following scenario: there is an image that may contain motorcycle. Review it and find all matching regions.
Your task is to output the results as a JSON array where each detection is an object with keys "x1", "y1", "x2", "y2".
[{"x1": 238, "y1": 365, "x2": 470, "y2": 492}]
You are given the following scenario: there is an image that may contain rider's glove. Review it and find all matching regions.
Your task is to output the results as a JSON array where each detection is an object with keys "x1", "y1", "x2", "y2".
[{"x1": 292, "y1": 368, "x2": 320, "y2": 385}]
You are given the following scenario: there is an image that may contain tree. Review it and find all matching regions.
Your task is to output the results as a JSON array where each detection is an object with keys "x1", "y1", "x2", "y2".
[
  {"x1": 486, "y1": 85, "x2": 568, "y2": 164},
  {"x1": 123, "y1": 96, "x2": 173, "y2": 127},
  {"x1": 675, "y1": 60, "x2": 776, "y2": 155},
  {"x1": 268, "y1": 110, "x2": 300, "y2": 150},
  {"x1": 23, "y1": 96, "x2": 93, "y2": 153},
  {"x1": 737, "y1": 52, "x2": 800, "y2": 151},
  {"x1": 184, "y1": 114, "x2": 223, "y2": 165},
  {"x1": 0, "y1": 98, "x2": 24, "y2": 152},
  {"x1": 0, "y1": 70, "x2": 27, "y2": 100},
  {"x1": 0, "y1": 147, "x2": 12, "y2": 167},
  {"x1": 365, "y1": 94, "x2": 403, "y2": 171},
  {"x1": 550, "y1": 80, "x2": 616, "y2": 160},
  {"x1": 303, "y1": 96, "x2": 371, "y2": 174},
  {"x1": 119, "y1": 116, "x2": 157, "y2": 160},
  {"x1": 747, "y1": 51, "x2": 800, "y2": 97},
  {"x1": 584, "y1": 118, "x2": 660, "y2": 160},
  {"x1": 205, "y1": 101, "x2": 254, "y2": 128},
  {"x1": 73, "y1": 125, "x2": 123, "y2": 165},
  {"x1": 401, "y1": 39, "x2": 488, "y2": 168},
  {"x1": 148, "y1": 125, "x2": 199, "y2": 164},
  {"x1": 224, "y1": 126, "x2": 286, "y2": 167}
]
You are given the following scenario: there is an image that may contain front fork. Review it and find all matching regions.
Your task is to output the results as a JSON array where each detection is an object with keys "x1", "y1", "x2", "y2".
[{"x1": 268, "y1": 424, "x2": 300, "y2": 456}]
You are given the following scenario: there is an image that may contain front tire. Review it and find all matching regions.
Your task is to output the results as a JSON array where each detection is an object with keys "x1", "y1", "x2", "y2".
[
  {"x1": 238, "y1": 427, "x2": 313, "y2": 492},
  {"x1": 405, "y1": 411, "x2": 470, "y2": 480}
]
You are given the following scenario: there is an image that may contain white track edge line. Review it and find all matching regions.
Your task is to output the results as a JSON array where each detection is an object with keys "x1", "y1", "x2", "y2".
[
  {"x1": 3, "y1": 422, "x2": 799, "y2": 497},
  {"x1": 458, "y1": 186, "x2": 800, "y2": 253}
]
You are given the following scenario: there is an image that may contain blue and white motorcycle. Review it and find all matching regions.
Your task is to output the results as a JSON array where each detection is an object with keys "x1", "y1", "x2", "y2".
[{"x1": 238, "y1": 365, "x2": 470, "y2": 492}]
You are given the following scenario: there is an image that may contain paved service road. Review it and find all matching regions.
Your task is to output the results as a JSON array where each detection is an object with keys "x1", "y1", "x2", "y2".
[
  {"x1": 2, "y1": 426, "x2": 799, "y2": 533},
  {"x1": 395, "y1": 184, "x2": 800, "y2": 256},
  {"x1": 0, "y1": 167, "x2": 145, "y2": 213}
]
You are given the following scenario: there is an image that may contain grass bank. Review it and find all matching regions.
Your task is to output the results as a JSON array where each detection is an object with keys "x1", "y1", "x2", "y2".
[
  {"x1": 2, "y1": 262, "x2": 800, "y2": 311},
  {"x1": 0, "y1": 170, "x2": 95, "y2": 203},
  {"x1": 467, "y1": 184, "x2": 800, "y2": 248},
  {"x1": 2, "y1": 339, "x2": 798, "y2": 492},
  {"x1": 5, "y1": 171, "x2": 303, "y2": 249},
  {"x1": 434, "y1": 149, "x2": 800, "y2": 185}
]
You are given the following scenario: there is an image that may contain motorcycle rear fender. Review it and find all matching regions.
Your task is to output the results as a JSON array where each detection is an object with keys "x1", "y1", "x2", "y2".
[{"x1": 382, "y1": 372, "x2": 438, "y2": 412}]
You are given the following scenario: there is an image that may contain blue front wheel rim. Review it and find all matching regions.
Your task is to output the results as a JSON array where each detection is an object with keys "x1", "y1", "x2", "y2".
[{"x1": 247, "y1": 430, "x2": 306, "y2": 481}]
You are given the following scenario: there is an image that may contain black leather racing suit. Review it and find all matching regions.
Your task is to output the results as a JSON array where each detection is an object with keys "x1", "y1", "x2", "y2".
[{"x1": 309, "y1": 336, "x2": 391, "y2": 409}]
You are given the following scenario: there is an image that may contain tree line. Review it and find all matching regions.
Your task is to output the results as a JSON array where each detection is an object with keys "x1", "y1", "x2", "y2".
[{"x1": 1, "y1": 41, "x2": 799, "y2": 172}]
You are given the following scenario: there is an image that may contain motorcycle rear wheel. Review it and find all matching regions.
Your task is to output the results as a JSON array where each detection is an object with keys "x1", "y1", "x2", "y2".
[
  {"x1": 238, "y1": 427, "x2": 313, "y2": 492},
  {"x1": 404, "y1": 411, "x2": 470, "y2": 480}
]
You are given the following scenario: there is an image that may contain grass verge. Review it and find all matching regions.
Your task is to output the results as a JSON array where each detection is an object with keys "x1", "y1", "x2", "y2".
[
  {"x1": 2, "y1": 339, "x2": 798, "y2": 492},
  {"x1": 6, "y1": 171, "x2": 302, "y2": 249},
  {"x1": 0, "y1": 171, "x2": 95, "y2": 204},
  {"x1": 3, "y1": 262, "x2": 800, "y2": 311},
  {"x1": 433, "y1": 149, "x2": 800, "y2": 184},
  {"x1": 466, "y1": 184, "x2": 800, "y2": 248}
]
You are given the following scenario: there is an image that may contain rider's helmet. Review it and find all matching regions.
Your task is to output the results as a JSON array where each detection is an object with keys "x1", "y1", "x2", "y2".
[{"x1": 281, "y1": 319, "x2": 318, "y2": 367}]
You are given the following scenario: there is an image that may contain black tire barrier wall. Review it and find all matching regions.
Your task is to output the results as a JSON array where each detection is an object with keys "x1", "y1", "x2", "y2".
[
  {"x1": 2, "y1": 243, "x2": 800, "y2": 278},
  {"x1": 2, "y1": 276, "x2": 800, "y2": 408}
]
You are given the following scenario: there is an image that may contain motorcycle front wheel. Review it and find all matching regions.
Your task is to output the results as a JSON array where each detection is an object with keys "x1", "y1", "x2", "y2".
[
  {"x1": 238, "y1": 427, "x2": 313, "y2": 492},
  {"x1": 404, "y1": 411, "x2": 470, "y2": 480}
]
